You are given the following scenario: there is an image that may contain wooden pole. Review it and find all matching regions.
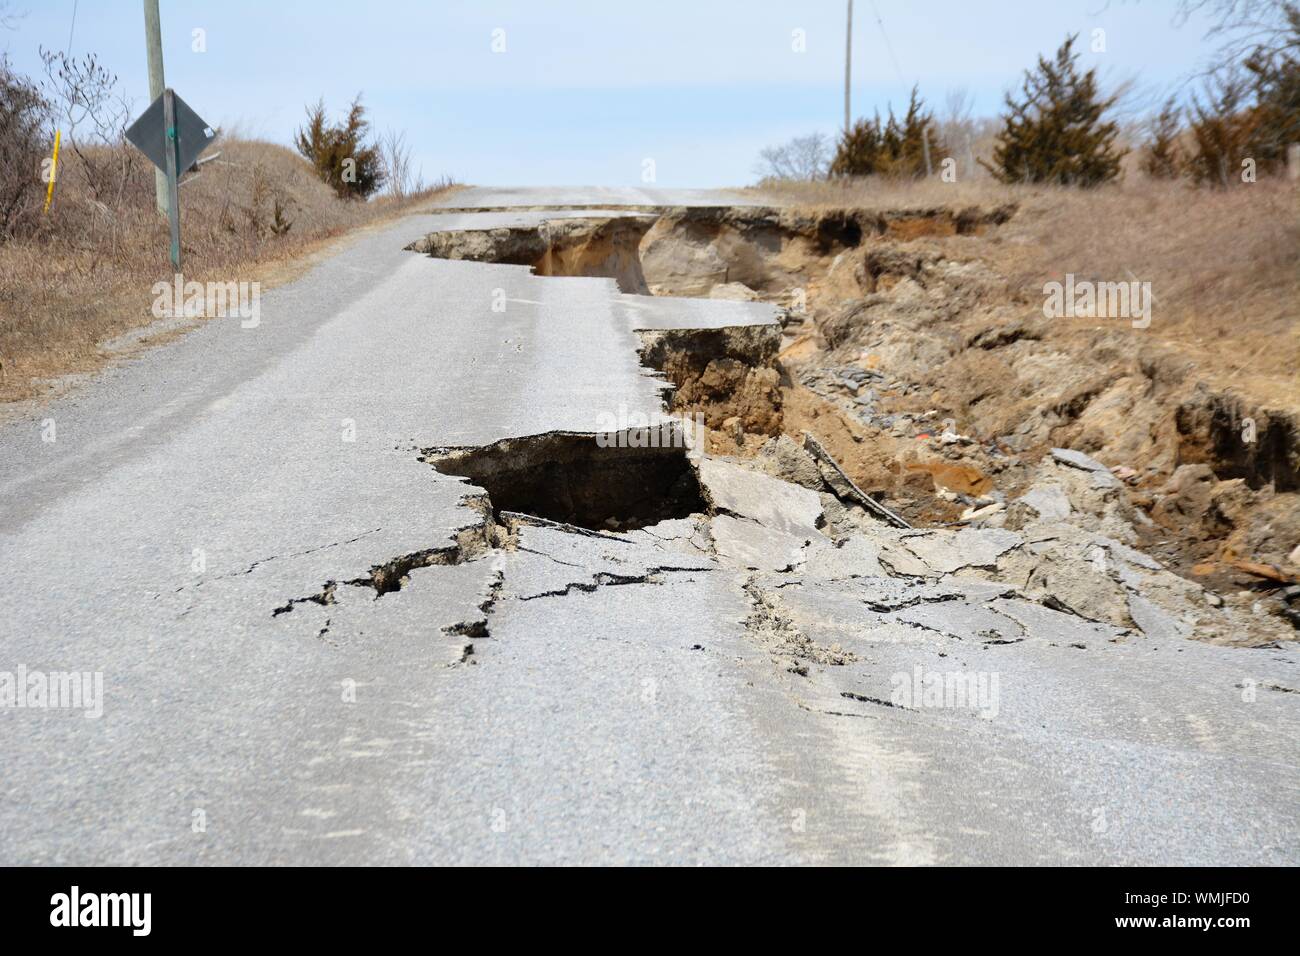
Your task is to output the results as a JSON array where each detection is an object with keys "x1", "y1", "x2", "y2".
[
  {"x1": 143, "y1": 0, "x2": 168, "y2": 216},
  {"x1": 844, "y1": 0, "x2": 853, "y2": 135}
]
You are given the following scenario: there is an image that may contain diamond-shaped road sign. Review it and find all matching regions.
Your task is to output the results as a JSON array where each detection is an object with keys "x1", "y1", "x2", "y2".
[{"x1": 126, "y1": 90, "x2": 215, "y2": 173}]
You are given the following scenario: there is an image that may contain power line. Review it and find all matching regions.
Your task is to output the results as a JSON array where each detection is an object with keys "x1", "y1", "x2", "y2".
[
  {"x1": 867, "y1": 0, "x2": 908, "y2": 88},
  {"x1": 66, "y1": 0, "x2": 78, "y2": 57}
]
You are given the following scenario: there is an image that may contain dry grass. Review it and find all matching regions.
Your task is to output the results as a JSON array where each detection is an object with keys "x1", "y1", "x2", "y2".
[
  {"x1": 749, "y1": 176, "x2": 1020, "y2": 210},
  {"x1": 991, "y1": 178, "x2": 1300, "y2": 403},
  {"x1": 0, "y1": 137, "x2": 457, "y2": 402},
  {"x1": 753, "y1": 174, "x2": 1300, "y2": 406}
]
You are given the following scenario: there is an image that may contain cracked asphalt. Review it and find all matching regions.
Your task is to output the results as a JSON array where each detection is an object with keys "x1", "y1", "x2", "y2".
[{"x1": 1, "y1": 187, "x2": 1296, "y2": 865}]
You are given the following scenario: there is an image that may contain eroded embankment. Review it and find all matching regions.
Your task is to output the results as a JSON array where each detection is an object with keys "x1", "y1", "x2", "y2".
[{"x1": 406, "y1": 202, "x2": 1300, "y2": 635}]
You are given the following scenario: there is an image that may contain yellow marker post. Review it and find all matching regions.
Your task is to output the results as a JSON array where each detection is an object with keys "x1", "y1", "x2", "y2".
[{"x1": 43, "y1": 130, "x2": 61, "y2": 214}]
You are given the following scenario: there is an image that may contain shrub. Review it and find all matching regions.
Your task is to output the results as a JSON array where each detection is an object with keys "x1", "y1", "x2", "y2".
[
  {"x1": 1241, "y1": 4, "x2": 1300, "y2": 171},
  {"x1": 38, "y1": 48, "x2": 143, "y2": 208},
  {"x1": 1184, "y1": 74, "x2": 1258, "y2": 185},
  {"x1": 982, "y1": 35, "x2": 1126, "y2": 186},
  {"x1": 1142, "y1": 96, "x2": 1185, "y2": 178},
  {"x1": 0, "y1": 55, "x2": 51, "y2": 240},
  {"x1": 830, "y1": 87, "x2": 942, "y2": 178},
  {"x1": 294, "y1": 96, "x2": 384, "y2": 199}
]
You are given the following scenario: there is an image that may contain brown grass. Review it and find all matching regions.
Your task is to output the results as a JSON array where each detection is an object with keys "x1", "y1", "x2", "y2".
[
  {"x1": 750, "y1": 176, "x2": 1019, "y2": 209},
  {"x1": 991, "y1": 178, "x2": 1300, "y2": 403},
  {"x1": 0, "y1": 137, "x2": 458, "y2": 402},
  {"x1": 752, "y1": 174, "x2": 1300, "y2": 406}
]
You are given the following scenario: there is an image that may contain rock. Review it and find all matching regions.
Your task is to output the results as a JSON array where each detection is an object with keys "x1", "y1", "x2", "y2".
[
  {"x1": 1128, "y1": 593, "x2": 1192, "y2": 642},
  {"x1": 1051, "y1": 447, "x2": 1122, "y2": 490},
  {"x1": 1223, "y1": 495, "x2": 1300, "y2": 567},
  {"x1": 1007, "y1": 457, "x2": 1136, "y2": 542},
  {"x1": 707, "y1": 281, "x2": 759, "y2": 302},
  {"x1": 1051, "y1": 446, "x2": 1110, "y2": 472},
  {"x1": 1156, "y1": 464, "x2": 1217, "y2": 522},
  {"x1": 960, "y1": 501, "x2": 1006, "y2": 523},
  {"x1": 1011, "y1": 484, "x2": 1072, "y2": 522},
  {"x1": 697, "y1": 457, "x2": 824, "y2": 539},
  {"x1": 752, "y1": 434, "x2": 826, "y2": 492}
]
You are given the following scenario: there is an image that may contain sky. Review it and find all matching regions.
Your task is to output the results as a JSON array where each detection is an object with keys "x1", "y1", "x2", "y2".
[{"x1": 3, "y1": 0, "x2": 1222, "y2": 187}]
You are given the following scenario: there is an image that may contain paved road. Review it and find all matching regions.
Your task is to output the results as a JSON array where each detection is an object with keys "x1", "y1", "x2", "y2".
[{"x1": 1, "y1": 186, "x2": 1296, "y2": 865}]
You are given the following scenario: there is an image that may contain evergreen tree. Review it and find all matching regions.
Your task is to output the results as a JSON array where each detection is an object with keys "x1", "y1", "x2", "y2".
[
  {"x1": 830, "y1": 87, "x2": 943, "y2": 178},
  {"x1": 1183, "y1": 75, "x2": 1253, "y2": 185},
  {"x1": 1141, "y1": 96, "x2": 1184, "y2": 179},
  {"x1": 294, "y1": 95, "x2": 385, "y2": 199},
  {"x1": 891, "y1": 86, "x2": 943, "y2": 177},
  {"x1": 830, "y1": 113, "x2": 886, "y2": 177},
  {"x1": 982, "y1": 35, "x2": 1126, "y2": 186}
]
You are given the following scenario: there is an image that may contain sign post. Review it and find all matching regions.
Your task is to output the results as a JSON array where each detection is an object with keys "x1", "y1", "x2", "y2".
[
  {"x1": 162, "y1": 89, "x2": 182, "y2": 269},
  {"x1": 125, "y1": 89, "x2": 214, "y2": 270}
]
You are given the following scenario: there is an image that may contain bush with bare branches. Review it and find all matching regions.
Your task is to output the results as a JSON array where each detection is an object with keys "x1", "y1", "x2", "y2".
[
  {"x1": 0, "y1": 54, "x2": 51, "y2": 240},
  {"x1": 754, "y1": 133, "x2": 831, "y2": 182}
]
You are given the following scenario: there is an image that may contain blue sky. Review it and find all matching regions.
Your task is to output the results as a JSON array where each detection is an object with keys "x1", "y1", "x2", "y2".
[{"x1": 4, "y1": 1, "x2": 1219, "y2": 187}]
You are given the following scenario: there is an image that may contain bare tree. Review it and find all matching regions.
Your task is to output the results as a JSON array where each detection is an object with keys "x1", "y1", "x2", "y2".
[
  {"x1": 754, "y1": 133, "x2": 831, "y2": 181},
  {"x1": 938, "y1": 87, "x2": 979, "y2": 178},
  {"x1": 1179, "y1": 0, "x2": 1299, "y2": 68},
  {"x1": 379, "y1": 127, "x2": 413, "y2": 198},
  {"x1": 38, "y1": 48, "x2": 141, "y2": 207}
]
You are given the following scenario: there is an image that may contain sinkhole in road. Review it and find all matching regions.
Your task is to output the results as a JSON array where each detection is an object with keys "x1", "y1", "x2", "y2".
[{"x1": 425, "y1": 428, "x2": 707, "y2": 532}]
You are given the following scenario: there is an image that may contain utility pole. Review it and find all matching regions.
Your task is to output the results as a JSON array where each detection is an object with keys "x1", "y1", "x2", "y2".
[
  {"x1": 844, "y1": 0, "x2": 853, "y2": 134},
  {"x1": 143, "y1": 0, "x2": 167, "y2": 216}
]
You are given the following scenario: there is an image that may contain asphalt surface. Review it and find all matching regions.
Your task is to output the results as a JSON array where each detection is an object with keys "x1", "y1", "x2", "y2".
[{"x1": 1, "y1": 186, "x2": 1296, "y2": 865}]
